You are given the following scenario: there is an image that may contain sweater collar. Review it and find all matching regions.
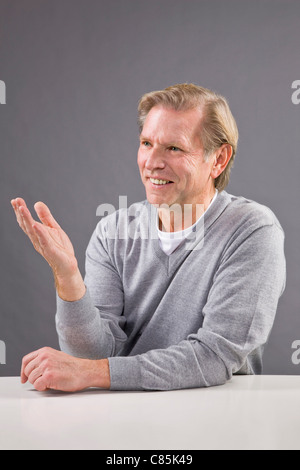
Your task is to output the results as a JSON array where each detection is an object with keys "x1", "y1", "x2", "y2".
[{"x1": 144, "y1": 190, "x2": 233, "y2": 269}]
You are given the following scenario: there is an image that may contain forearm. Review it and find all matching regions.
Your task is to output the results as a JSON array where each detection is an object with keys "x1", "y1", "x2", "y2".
[{"x1": 108, "y1": 337, "x2": 230, "y2": 392}]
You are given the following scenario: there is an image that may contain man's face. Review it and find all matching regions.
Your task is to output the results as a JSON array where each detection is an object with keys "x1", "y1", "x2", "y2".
[{"x1": 137, "y1": 105, "x2": 215, "y2": 209}]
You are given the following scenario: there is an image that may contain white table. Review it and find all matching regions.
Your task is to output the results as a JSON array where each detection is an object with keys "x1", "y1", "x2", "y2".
[{"x1": 0, "y1": 375, "x2": 300, "y2": 450}]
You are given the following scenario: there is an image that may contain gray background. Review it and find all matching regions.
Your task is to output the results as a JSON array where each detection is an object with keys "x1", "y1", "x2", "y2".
[{"x1": 0, "y1": 0, "x2": 299, "y2": 376}]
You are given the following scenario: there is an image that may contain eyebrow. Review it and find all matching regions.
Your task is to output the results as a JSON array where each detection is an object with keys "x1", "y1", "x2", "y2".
[
  {"x1": 139, "y1": 134, "x2": 188, "y2": 149},
  {"x1": 139, "y1": 134, "x2": 149, "y2": 141}
]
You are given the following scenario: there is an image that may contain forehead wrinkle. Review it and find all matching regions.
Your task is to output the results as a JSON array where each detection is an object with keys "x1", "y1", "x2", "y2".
[
  {"x1": 142, "y1": 119, "x2": 196, "y2": 150},
  {"x1": 142, "y1": 106, "x2": 204, "y2": 151}
]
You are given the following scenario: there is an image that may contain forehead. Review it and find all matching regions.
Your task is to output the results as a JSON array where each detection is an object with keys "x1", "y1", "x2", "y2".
[{"x1": 141, "y1": 105, "x2": 204, "y2": 146}]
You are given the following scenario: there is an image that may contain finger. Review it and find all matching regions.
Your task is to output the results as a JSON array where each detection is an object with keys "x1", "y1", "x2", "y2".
[
  {"x1": 11, "y1": 198, "x2": 26, "y2": 231},
  {"x1": 34, "y1": 202, "x2": 61, "y2": 229},
  {"x1": 15, "y1": 197, "x2": 29, "y2": 216},
  {"x1": 24, "y1": 356, "x2": 42, "y2": 383},
  {"x1": 19, "y1": 206, "x2": 41, "y2": 248},
  {"x1": 19, "y1": 203, "x2": 36, "y2": 225},
  {"x1": 27, "y1": 364, "x2": 44, "y2": 387},
  {"x1": 14, "y1": 197, "x2": 27, "y2": 209},
  {"x1": 21, "y1": 350, "x2": 39, "y2": 383},
  {"x1": 13, "y1": 198, "x2": 34, "y2": 235},
  {"x1": 33, "y1": 376, "x2": 49, "y2": 392}
]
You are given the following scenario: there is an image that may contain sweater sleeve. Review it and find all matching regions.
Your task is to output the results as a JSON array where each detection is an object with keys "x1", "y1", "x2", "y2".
[
  {"x1": 55, "y1": 220, "x2": 127, "y2": 359},
  {"x1": 108, "y1": 222, "x2": 286, "y2": 391}
]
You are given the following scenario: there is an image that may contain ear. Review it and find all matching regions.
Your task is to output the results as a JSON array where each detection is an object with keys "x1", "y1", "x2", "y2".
[{"x1": 210, "y1": 144, "x2": 233, "y2": 179}]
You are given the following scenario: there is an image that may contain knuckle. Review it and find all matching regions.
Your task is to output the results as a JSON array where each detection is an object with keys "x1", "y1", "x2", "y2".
[
  {"x1": 38, "y1": 347, "x2": 51, "y2": 361},
  {"x1": 43, "y1": 370, "x2": 54, "y2": 383},
  {"x1": 22, "y1": 352, "x2": 33, "y2": 367},
  {"x1": 24, "y1": 363, "x2": 31, "y2": 375},
  {"x1": 43, "y1": 358, "x2": 51, "y2": 368},
  {"x1": 35, "y1": 379, "x2": 47, "y2": 392},
  {"x1": 39, "y1": 346, "x2": 50, "y2": 354},
  {"x1": 38, "y1": 351, "x2": 46, "y2": 361}
]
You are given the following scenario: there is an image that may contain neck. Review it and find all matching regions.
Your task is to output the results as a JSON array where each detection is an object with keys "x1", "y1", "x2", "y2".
[{"x1": 158, "y1": 188, "x2": 216, "y2": 233}]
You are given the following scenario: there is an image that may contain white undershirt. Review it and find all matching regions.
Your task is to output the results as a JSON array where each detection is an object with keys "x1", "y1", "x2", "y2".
[{"x1": 157, "y1": 190, "x2": 218, "y2": 255}]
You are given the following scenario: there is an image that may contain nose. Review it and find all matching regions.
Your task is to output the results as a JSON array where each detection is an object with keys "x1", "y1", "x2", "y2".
[{"x1": 145, "y1": 147, "x2": 166, "y2": 171}]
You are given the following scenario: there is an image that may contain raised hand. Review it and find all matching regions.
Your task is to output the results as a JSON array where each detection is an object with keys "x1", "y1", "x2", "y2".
[{"x1": 11, "y1": 198, "x2": 86, "y2": 301}]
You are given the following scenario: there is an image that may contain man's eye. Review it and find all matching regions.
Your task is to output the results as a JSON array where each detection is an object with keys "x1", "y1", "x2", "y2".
[
  {"x1": 169, "y1": 146, "x2": 181, "y2": 152},
  {"x1": 142, "y1": 141, "x2": 151, "y2": 147}
]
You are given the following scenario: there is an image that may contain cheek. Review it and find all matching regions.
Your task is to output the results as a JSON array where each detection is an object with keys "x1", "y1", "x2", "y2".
[
  {"x1": 137, "y1": 149, "x2": 146, "y2": 166},
  {"x1": 137, "y1": 151, "x2": 144, "y2": 172},
  {"x1": 177, "y1": 159, "x2": 199, "y2": 182},
  {"x1": 181, "y1": 161, "x2": 209, "y2": 188}
]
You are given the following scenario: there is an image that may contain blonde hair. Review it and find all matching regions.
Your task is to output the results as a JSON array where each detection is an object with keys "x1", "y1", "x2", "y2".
[{"x1": 138, "y1": 83, "x2": 239, "y2": 192}]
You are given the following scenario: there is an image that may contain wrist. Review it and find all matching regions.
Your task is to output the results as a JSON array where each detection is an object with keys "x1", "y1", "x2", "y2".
[
  {"x1": 54, "y1": 268, "x2": 86, "y2": 302},
  {"x1": 84, "y1": 359, "x2": 111, "y2": 389}
]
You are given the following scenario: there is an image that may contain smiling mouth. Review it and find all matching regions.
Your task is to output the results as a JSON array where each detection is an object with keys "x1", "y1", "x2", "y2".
[{"x1": 149, "y1": 178, "x2": 173, "y2": 185}]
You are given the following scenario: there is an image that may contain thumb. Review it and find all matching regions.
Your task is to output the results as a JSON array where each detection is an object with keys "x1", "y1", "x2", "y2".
[{"x1": 34, "y1": 202, "x2": 61, "y2": 229}]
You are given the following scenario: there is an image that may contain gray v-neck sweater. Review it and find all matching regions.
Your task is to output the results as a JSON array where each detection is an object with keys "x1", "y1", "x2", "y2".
[{"x1": 55, "y1": 190, "x2": 286, "y2": 391}]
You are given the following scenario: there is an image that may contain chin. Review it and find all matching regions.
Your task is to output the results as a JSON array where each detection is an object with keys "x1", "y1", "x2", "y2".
[{"x1": 146, "y1": 193, "x2": 174, "y2": 207}]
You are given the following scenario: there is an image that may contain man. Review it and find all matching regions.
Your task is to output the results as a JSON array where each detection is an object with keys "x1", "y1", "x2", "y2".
[{"x1": 11, "y1": 83, "x2": 286, "y2": 392}]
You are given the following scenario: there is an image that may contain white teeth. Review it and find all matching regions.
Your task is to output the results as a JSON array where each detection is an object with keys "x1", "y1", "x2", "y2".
[{"x1": 150, "y1": 178, "x2": 170, "y2": 185}]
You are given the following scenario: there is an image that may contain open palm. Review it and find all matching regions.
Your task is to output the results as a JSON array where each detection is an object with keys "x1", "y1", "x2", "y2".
[{"x1": 11, "y1": 198, "x2": 78, "y2": 278}]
